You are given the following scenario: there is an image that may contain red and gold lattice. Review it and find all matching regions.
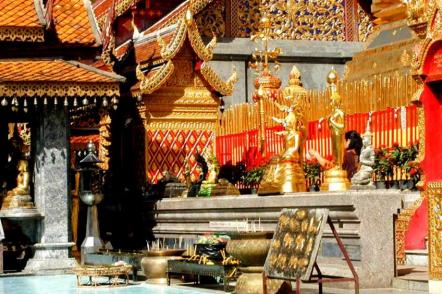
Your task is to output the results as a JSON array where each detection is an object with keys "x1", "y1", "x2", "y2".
[{"x1": 146, "y1": 129, "x2": 215, "y2": 183}]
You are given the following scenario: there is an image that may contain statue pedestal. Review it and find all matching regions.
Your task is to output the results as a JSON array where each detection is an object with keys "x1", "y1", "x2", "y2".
[
  {"x1": 320, "y1": 168, "x2": 351, "y2": 192},
  {"x1": 258, "y1": 159, "x2": 306, "y2": 195},
  {"x1": 1, "y1": 194, "x2": 33, "y2": 210},
  {"x1": 198, "y1": 180, "x2": 240, "y2": 197}
]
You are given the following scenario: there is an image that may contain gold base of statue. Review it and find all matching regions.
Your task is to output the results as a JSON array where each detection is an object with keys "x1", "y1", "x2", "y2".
[
  {"x1": 258, "y1": 158, "x2": 306, "y2": 195},
  {"x1": 1, "y1": 194, "x2": 34, "y2": 211},
  {"x1": 320, "y1": 168, "x2": 350, "y2": 192},
  {"x1": 198, "y1": 179, "x2": 240, "y2": 197}
]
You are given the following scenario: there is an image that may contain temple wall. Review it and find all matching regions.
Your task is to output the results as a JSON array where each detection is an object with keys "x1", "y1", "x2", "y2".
[
  {"x1": 149, "y1": 190, "x2": 415, "y2": 288},
  {"x1": 211, "y1": 38, "x2": 364, "y2": 107}
]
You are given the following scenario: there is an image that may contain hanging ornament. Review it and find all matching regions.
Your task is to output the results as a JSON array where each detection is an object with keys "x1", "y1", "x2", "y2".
[
  {"x1": 34, "y1": 97, "x2": 38, "y2": 106},
  {"x1": 54, "y1": 97, "x2": 58, "y2": 106},
  {"x1": 102, "y1": 97, "x2": 108, "y2": 107},
  {"x1": 93, "y1": 97, "x2": 97, "y2": 105},
  {"x1": 82, "y1": 98, "x2": 89, "y2": 106},
  {"x1": 23, "y1": 98, "x2": 28, "y2": 113},
  {"x1": 64, "y1": 97, "x2": 68, "y2": 107},
  {"x1": 137, "y1": 94, "x2": 143, "y2": 102},
  {"x1": 43, "y1": 97, "x2": 48, "y2": 105},
  {"x1": 73, "y1": 97, "x2": 78, "y2": 107},
  {"x1": 1, "y1": 98, "x2": 7, "y2": 107},
  {"x1": 112, "y1": 104, "x2": 118, "y2": 110}
]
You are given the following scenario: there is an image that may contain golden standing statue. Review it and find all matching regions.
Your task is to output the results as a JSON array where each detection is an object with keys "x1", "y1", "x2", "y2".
[
  {"x1": 320, "y1": 70, "x2": 350, "y2": 192},
  {"x1": 258, "y1": 66, "x2": 307, "y2": 195}
]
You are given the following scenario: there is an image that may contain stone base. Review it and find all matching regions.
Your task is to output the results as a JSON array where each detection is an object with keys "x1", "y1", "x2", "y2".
[
  {"x1": 25, "y1": 242, "x2": 77, "y2": 273},
  {"x1": 321, "y1": 168, "x2": 351, "y2": 192},
  {"x1": 236, "y1": 272, "x2": 292, "y2": 294},
  {"x1": 1, "y1": 194, "x2": 34, "y2": 211},
  {"x1": 0, "y1": 207, "x2": 42, "y2": 219},
  {"x1": 164, "y1": 183, "x2": 187, "y2": 198},
  {"x1": 350, "y1": 183, "x2": 376, "y2": 190}
]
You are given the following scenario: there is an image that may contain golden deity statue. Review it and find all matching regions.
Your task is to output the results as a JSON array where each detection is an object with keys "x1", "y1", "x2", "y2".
[
  {"x1": 258, "y1": 66, "x2": 307, "y2": 195},
  {"x1": 320, "y1": 70, "x2": 351, "y2": 192},
  {"x1": 1, "y1": 159, "x2": 34, "y2": 210}
]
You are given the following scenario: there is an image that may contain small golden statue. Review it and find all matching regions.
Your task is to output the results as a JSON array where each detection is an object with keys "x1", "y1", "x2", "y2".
[
  {"x1": 198, "y1": 146, "x2": 240, "y2": 197},
  {"x1": 1, "y1": 159, "x2": 34, "y2": 210},
  {"x1": 258, "y1": 66, "x2": 307, "y2": 195},
  {"x1": 320, "y1": 70, "x2": 351, "y2": 192}
]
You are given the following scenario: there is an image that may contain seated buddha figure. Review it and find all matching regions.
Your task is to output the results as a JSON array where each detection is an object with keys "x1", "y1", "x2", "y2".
[{"x1": 2, "y1": 160, "x2": 32, "y2": 210}]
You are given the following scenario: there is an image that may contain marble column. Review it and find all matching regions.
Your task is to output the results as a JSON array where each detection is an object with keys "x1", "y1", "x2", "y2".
[{"x1": 25, "y1": 106, "x2": 76, "y2": 272}]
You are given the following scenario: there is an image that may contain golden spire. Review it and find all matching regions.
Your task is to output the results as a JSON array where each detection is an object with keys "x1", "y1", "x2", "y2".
[{"x1": 248, "y1": 13, "x2": 282, "y2": 76}]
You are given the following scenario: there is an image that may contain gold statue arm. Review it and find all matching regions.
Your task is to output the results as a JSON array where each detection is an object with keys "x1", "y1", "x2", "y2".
[
  {"x1": 329, "y1": 110, "x2": 345, "y2": 130},
  {"x1": 274, "y1": 101, "x2": 290, "y2": 112}
]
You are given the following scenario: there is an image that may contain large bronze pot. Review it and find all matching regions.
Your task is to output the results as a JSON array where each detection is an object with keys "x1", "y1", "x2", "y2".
[
  {"x1": 141, "y1": 249, "x2": 185, "y2": 283},
  {"x1": 226, "y1": 232, "x2": 273, "y2": 266}
]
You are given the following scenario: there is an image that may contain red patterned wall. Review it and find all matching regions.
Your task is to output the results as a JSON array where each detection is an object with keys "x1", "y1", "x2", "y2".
[{"x1": 146, "y1": 129, "x2": 215, "y2": 183}]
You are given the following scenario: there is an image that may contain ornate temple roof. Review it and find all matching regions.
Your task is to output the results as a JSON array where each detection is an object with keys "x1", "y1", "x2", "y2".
[
  {"x1": 0, "y1": 0, "x2": 45, "y2": 42},
  {"x1": 0, "y1": 60, "x2": 124, "y2": 97},
  {"x1": 131, "y1": 0, "x2": 237, "y2": 97},
  {"x1": 53, "y1": 0, "x2": 101, "y2": 45},
  {"x1": 0, "y1": 0, "x2": 100, "y2": 45}
]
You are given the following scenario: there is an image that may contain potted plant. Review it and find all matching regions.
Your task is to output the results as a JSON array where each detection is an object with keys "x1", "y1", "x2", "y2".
[
  {"x1": 241, "y1": 165, "x2": 266, "y2": 194},
  {"x1": 374, "y1": 147, "x2": 393, "y2": 189},
  {"x1": 303, "y1": 159, "x2": 321, "y2": 191}
]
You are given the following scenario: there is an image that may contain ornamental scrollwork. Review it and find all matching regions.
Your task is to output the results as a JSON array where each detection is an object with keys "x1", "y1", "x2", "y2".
[
  {"x1": 0, "y1": 27, "x2": 45, "y2": 42},
  {"x1": 157, "y1": 19, "x2": 187, "y2": 61},
  {"x1": 237, "y1": 0, "x2": 346, "y2": 41},
  {"x1": 195, "y1": 0, "x2": 225, "y2": 37},
  {"x1": 136, "y1": 60, "x2": 175, "y2": 94},
  {"x1": 0, "y1": 82, "x2": 119, "y2": 98},
  {"x1": 199, "y1": 62, "x2": 237, "y2": 96},
  {"x1": 428, "y1": 182, "x2": 442, "y2": 280},
  {"x1": 187, "y1": 14, "x2": 217, "y2": 61}
]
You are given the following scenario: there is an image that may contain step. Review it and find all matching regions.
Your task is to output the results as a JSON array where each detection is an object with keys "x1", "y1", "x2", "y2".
[
  {"x1": 393, "y1": 277, "x2": 428, "y2": 292},
  {"x1": 393, "y1": 266, "x2": 428, "y2": 292},
  {"x1": 406, "y1": 249, "x2": 428, "y2": 267}
]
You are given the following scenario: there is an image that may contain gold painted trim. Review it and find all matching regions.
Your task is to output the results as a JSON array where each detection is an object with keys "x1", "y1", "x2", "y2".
[
  {"x1": 0, "y1": 82, "x2": 119, "y2": 98},
  {"x1": 136, "y1": 60, "x2": 175, "y2": 95},
  {"x1": 199, "y1": 62, "x2": 237, "y2": 96},
  {"x1": 187, "y1": 15, "x2": 216, "y2": 61},
  {"x1": 0, "y1": 26, "x2": 44, "y2": 42},
  {"x1": 157, "y1": 19, "x2": 187, "y2": 61},
  {"x1": 428, "y1": 182, "x2": 442, "y2": 280}
]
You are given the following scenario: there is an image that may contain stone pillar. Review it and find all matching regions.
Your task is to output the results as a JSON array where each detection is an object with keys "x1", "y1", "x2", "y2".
[{"x1": 25, "y1": 106, "x2": 76, "y2": 272}]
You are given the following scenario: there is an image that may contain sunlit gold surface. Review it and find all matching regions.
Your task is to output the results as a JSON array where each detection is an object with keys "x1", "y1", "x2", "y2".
[
  {"x1": 1, "y1": 160, "x2": 34, "y2": 210},
  {"x1": 320, "y1": 70, "x2": 349, "y2": 192},
  {"x1": 141, "y1": 249, "x2": 184, "y2": 284}
]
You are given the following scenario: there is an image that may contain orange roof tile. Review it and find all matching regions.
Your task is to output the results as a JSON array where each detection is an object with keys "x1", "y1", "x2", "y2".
[
  {"x1": 0, "y1": 60, "x2": 120, "y2": 83},
  {"x1": 53, "y1": 0, "x2": 99, "y2": 45},
  {"x1": 0, "y1": 0, "x2": 42, "y2": 27}
]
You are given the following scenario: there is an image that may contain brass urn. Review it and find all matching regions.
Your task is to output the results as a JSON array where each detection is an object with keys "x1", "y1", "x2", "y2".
[{"x1": 141, "y1": 249, "x2": 185, "y2": 283}]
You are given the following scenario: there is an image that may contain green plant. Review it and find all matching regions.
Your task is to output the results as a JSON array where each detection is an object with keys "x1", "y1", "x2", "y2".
[
  {"x1": 374, "y1": 147, "x2": 394, "y2": 181},
  {"x1": 303, "y1": 159, "x2": 321, "y2": 181},
  {"x1": 241, "y1": 165, "x2": 266, "y2": 186}
]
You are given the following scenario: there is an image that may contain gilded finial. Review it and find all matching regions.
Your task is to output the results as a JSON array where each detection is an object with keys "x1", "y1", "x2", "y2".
[
  {"x1": 288, "y1": 65, "x2": 301, "y2": 85},
  {"x1": 185, "y1": 9, "x2": 194, "y2": 26},
  {"x1": 327, "y1": 68, "x2": 338, "y2": 85}
]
